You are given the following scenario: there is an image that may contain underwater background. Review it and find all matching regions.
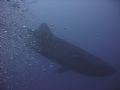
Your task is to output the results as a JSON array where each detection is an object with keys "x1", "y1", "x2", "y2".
[{"x1": 0, "y1": 0, "x2": 120, "y2": 90}]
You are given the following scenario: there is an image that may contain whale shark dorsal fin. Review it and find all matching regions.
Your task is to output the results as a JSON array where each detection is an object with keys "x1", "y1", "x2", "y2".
[{"x1": 37, "y1": 23, "x2": 53, "y2": 37}]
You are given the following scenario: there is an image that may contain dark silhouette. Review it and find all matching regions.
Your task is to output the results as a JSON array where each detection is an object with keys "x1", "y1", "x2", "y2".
[
  {"x1": 0, "y1": 79, "x2": 8, "y2": 90},
  {"x1": 26, "y1": 23, "x2": 116, "y2": 77}
]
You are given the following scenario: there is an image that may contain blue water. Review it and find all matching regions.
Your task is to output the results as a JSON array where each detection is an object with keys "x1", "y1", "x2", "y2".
[{"x1": 0, "y1": 0, "x2": 120, "y2": 90}]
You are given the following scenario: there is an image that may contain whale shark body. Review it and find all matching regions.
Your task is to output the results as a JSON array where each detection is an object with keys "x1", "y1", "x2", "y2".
[{"x1": 26, "y1": 23, "x2": 115, "y2": 77}]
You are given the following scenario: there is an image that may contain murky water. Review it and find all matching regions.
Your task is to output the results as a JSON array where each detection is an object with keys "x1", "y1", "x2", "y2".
[{"x1": 0, "y1": 0, "x2": 120, "y2": 90}]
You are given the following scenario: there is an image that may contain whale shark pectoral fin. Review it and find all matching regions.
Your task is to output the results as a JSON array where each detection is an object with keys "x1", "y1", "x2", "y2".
[{"x1": 55, "y1": 67, "x2": 70, "y2": 73}]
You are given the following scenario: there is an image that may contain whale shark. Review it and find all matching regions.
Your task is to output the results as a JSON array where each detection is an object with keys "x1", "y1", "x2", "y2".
[
  {"x1": 0, "y1": 79, "x2": 8, "y2": 90},
  {"x1": 25, "y1": 23, "x2": 115, "y2": 77}
]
